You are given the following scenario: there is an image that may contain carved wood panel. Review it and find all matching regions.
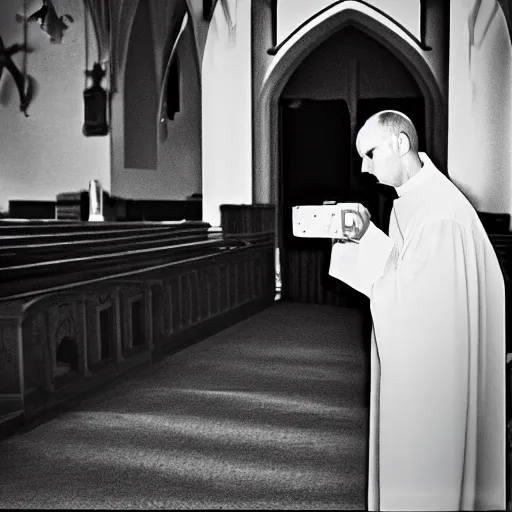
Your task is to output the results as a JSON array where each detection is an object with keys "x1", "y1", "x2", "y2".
[
  {"x1": 0, "y1": 320, "x2": 21, "y2": 395},
  {"x1": 25, "y1": 312, "x2": 51, "y2": 392},
  {"x1": 9, "y1": 244, "x2": 275, "y2": 419},
  {"x1": 150, "y1": 283, "x2": 165, "y2": 346}
]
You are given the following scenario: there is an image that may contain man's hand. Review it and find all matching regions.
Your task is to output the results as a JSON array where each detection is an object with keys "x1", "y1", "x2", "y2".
[
  {"x1": 332, "y1": 237, "x2": 347, "y2": 247},
  {"x1": 351, "y1": 204, "x2": 371, "y2": 241},
  {"x1": 331, "y1": 204, "x2": 371, "y2": 245}
]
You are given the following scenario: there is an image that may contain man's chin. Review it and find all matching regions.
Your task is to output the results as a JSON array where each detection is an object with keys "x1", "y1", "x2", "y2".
[
  {"x1": 376, "y1": 182, "x2": 399, "y2": 200},
  {"x1": 358, "y1": 173, "x2": 379, "y2": 187}
]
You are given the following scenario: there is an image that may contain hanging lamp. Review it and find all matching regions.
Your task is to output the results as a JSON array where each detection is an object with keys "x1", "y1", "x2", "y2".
[{"x1": 82, "y1": 0, "x2": 108, "y2": 136}]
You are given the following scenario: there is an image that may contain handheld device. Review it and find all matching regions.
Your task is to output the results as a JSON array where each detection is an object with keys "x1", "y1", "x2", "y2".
[{"x1": 292, "y1": 202, "x2": 364, "y2": 240}]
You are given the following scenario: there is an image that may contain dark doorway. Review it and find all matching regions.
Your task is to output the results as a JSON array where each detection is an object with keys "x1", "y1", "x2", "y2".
[
  {"x1": 281, "y1": 99, "x2": 351, "y2": 209},
  {"x1": 279, "y1": 99, "x2": 366, "y2": 307},
  {"x1": 279, "y1": 96, "x2": 426, "y2": 306},
  {"x1": 277, "y1": 22, "x2": 429, "y2": 308}
]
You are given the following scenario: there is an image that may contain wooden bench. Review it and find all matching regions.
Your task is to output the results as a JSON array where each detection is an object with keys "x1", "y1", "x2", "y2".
[{"x1": 0, "y1": 218, "x2": 275, "y2": 434}]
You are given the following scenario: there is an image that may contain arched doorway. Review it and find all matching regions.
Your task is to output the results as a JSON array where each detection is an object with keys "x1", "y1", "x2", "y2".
[
  {"x1": 254, "y1": 5, "x2": 446, "y2": 306},
  {"x1": 280, "y1": 25, "x2": 427, "y2": 305}
]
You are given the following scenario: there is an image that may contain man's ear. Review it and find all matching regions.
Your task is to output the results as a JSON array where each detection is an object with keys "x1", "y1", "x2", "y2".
[{"x1": 397, "y1": 132, "x2": 411, "y2": 157}]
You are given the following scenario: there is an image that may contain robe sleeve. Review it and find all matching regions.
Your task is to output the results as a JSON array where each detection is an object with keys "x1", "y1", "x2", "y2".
[{"x1": 328, "y1": 221, "x2": 397, "y2": 298}]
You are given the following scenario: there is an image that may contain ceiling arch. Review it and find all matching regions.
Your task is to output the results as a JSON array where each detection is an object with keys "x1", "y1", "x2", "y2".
[{"x1": 115, "y1": 0, "x2": 201, "y2": 88}]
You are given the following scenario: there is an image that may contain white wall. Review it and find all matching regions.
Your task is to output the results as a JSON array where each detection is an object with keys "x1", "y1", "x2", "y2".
[
  {"x1": 202, "y1": 0, "x2": 253, "y2": 226},
  {"x1": 0, "y1": 0, "x2": 110, "y2": 213},
  {"x1": 277, "y1": 0, "x2": 421, "y2": 46},
  {"x1": 448, "y1": 0, "x2": 512, "y2": 221}
]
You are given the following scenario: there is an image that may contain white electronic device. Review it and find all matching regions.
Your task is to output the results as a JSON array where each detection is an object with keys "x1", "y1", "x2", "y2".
[{"x1": 292, "y1": 202, "x2": 364, "y2": 239}]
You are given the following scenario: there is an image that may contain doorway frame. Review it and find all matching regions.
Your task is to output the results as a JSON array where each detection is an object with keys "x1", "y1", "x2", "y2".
[{"x1": 254, "y1": 3, "x2": 446, "y2": 259}]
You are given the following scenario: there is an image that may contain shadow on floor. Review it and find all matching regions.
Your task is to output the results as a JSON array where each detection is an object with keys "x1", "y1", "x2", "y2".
[{"x1": 0, "y1": 302, "x2": 370, "y2": 510}]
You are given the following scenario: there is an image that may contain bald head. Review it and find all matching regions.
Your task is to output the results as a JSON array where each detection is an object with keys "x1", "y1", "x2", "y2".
[
  {"x1": 376, "y1": 110, "x2": 419, "y2": 152},
  {"x1": 358, "y1": 110, "x2": 419, "y2": 155},
  {"x1": 355, "y1": 110, "x2": 422, "y2": 187}
]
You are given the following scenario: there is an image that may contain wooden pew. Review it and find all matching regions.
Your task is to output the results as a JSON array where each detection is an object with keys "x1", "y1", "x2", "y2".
[
  {"x1": 0, "y1": 221, "x2": 258, "y2": 301},
  {"x1": 0, "y1": 219, "x2": 202, "y2": 234},
  {"x1": 0, "y1": 218, "x2": 276, "y2": 434},
  {"x1": 0, "y1": 222, "x2": 211, "y2": 267},
  {"x1": 8, "y1": 200, "x2": 56, "y2": 220},
  {"x1": 54, "y1": 191, "x2": 203, "y2": 222}
]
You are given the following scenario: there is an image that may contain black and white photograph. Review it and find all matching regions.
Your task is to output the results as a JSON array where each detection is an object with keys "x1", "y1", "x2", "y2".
[{"x1": 0, "y1": 0, "x2": 510, "y2": 510}]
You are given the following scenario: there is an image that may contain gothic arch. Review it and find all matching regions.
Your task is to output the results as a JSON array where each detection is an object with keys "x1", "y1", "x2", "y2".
[
  {"x1": 121, "y1": 0, "x2": 202, "y2": 168},
  {"x1": 117, "y1": 0, "x2": 201, "y2": 87},
  {"x1": 161, "y1": 0, "x2": 202, "y2": 88},
  {"x1": 254, "y1": 3, "x2": 446, "y2": 206},
  {"x1": 124, "y1": 0, "x2": 158, "y2": 169},
  {"x1": 115, "y1": 0, "x2": 140, "y2": 80}
]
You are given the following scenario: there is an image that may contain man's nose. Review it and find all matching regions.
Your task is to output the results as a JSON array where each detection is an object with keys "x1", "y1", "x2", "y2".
[{"x1": 361, "y1": 159, "x2": 372, "y2": 174}]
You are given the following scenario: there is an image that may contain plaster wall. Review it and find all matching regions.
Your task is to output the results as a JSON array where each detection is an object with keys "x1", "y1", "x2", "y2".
[{"x1": 0, "y1": 0, "x2": 109, "y2": 213}]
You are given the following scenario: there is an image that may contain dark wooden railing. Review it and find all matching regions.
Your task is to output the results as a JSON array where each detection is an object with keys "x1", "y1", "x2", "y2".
[
  {"x1": 220, "y1": 204, "x2": 275, "y2": 236},
  {"x1": 8, "y1": 201, "x2": 56, "y2": 220},
  {"x1": 8, "y1": 196, "x2": 202, "y2": 222},
  {"x1": 281, "y1": 242, "x2": 369, "y2": 308},
  {"x1": 0, "y1": 218, "x2": 275, "y2": 432},
  {"x1": 489, "y1": 233, "x2": 512, "y2": 367}
]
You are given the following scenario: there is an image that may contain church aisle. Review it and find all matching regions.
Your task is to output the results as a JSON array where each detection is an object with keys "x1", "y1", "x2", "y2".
[{"x1": 0, "y1": 302, "x2": 369, "y2": 510}]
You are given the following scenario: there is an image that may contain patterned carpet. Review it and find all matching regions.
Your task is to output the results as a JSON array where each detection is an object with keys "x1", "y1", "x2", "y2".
[{"x1": 0, "y1": 302, "x2": 370, "y2": 510}]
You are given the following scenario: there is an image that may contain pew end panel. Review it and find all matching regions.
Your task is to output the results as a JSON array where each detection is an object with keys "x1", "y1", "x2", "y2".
[{"x1": 0, "y1": 301, "x2": 25, "y2": 420}]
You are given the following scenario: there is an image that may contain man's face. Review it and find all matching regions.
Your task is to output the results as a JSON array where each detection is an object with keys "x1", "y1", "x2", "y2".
[{"x1": 357, "y1": 121, "x2": 402, "y2": 187}]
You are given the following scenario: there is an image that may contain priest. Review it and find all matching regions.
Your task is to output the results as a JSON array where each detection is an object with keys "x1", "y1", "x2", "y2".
[{"x1": 329, "y1": 110, "x2": 506, "y2": 511}]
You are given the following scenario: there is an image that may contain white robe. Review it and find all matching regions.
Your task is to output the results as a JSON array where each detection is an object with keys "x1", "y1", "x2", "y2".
[{"x1": 329, "y1": 153, "x2": 506, "y2": 511}]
